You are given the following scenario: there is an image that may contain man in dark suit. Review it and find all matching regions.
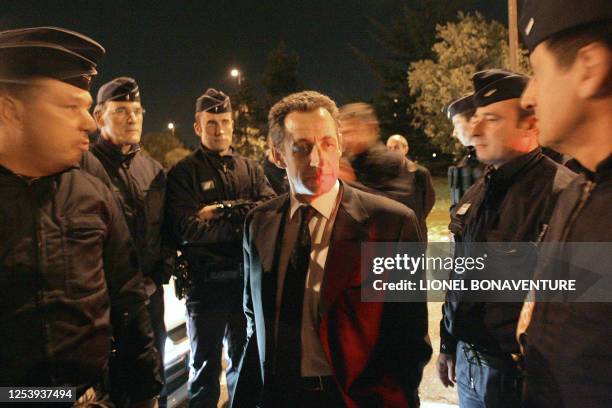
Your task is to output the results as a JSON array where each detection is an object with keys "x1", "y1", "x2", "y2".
[{"x1": 235, "y1": 91, "x2": 432, "y2": 407}]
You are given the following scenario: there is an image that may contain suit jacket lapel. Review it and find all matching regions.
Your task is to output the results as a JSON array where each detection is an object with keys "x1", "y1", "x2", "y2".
[{"x1": 320, "y1": 184, "x2": 369, "y2": 317}]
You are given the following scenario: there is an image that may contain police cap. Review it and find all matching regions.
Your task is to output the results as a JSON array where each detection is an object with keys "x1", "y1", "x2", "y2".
[
  {"x1": 195, "y1": 88, "x2": 231, "y2": 114},
  {"x1": 519, "y1": 0, "x2": 612, "y2": 53},
  {"x1": 0, "y1": 26, "x2": 105, "y2": 90},
  {"x1": 472, "y1": 69, "x2": 528, "y2": 108},
  {"x1": 445, "y1": 94, "x2": 474, "y2": 119},
  {"x1": 97, "y1": 77, "x2": 141, "y2": 104}
]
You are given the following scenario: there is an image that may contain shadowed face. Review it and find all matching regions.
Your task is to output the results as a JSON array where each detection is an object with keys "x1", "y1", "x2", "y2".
[
  {"x1": 13, "y1": 78, "x2": 96, "y2": 175},
  {"x1": 521, "y1": 42, "x2": 581, "y2": 151},
  {"x1": 386, "y1": 136, "x2": 408, "y2": 156},
  {"x1": 471, "y1": 99, "x2": 535, "y2": 167},
  {"x1": 97, "y1": 100, "x2": 144, "y2": 146},
  {"x1": 194, "y1": 111, "x2": 234, "y2": 154},
  {"x1": 452, "y1": 113, "x2": 473, "y2": 147},
  {"x1": 273, "y1": 107, "x2": 341, "y2": 198}
]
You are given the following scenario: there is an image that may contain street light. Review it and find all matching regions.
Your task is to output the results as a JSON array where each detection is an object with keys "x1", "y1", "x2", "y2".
[
  {"x1": 167, "y1": 122, "x2": 175, "y2": 136},
  {"x1": 230, "y1": 68, "x2": 242, "y2": 86}
]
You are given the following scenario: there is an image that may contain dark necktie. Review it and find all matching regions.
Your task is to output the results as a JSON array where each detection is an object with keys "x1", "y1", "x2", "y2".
[{"x1": 275, "y1": 205, "x2": 316, "y2": 380}]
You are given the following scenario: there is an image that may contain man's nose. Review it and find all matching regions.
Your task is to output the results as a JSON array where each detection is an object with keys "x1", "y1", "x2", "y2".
[
  {"x1": 521, "y1": 78, "x2": 536, "y2": 110},
  {"x1": 82, "y1": 110, "x2": 97, "y2": 134},
  {"x1": 470, "y1": 118, "x2": 482, "y2": 137},
  {"x1": 309, "y1": 145, "x2": 321, "y2": 167}
]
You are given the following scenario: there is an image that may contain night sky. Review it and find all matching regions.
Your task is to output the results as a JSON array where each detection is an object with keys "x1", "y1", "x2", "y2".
[{"x1": 3, "y1": 0, "x2": 506, "y2": 147}]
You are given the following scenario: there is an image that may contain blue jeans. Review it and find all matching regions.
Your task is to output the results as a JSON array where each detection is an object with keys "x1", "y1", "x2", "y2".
[
  {"x1": 456, "y1": 342, "x2": 521, "y2": 408},
  {"x1": 185, "y1": 280, "x2": 246, "y2": 408}
]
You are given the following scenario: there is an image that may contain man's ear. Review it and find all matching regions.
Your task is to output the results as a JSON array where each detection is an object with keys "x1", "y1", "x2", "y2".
[
  {"x1": 271, "y1": 146, "x2": 287, "y2": 169},
  {"x1": 193, "y1": 120, "x2": 202, "y2": 137},
  {"x1": 574, "y1": 42, "x2": 612, "y2": 99},
  {"x1": 0, "y1": 94, "x2": 23, "y2": 127},
  {"x1": 93, "y1": 107, "x2": 105, "y2": 129}
]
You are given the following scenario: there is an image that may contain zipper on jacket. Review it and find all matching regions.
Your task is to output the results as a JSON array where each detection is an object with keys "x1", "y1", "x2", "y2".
[
  {"x1": 27, "y1": 181, "x2": 57, "y2": 384},
  {"x1": 560, "y1": 180, "x2": 595, "y2": 242}
]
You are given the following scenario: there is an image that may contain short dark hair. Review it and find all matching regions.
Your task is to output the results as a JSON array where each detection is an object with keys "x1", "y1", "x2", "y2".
[
  {"x1": 546, "y1": 20, "x2": 612, "y2": 70},
  {"x1": 457, "y1": 108, "x2": 476, "y2": 121},
  {"x1": 268, "y1": 90, "x2": 339, "y2": 149},
  {"x1": 0, "y1": 82, "x2": 34, "y2": 100}
]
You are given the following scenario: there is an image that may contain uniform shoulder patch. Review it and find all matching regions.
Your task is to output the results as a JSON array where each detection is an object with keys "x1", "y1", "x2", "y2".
[{"x1": 201, "y1": 180, "x2": 215, "y2": 191}]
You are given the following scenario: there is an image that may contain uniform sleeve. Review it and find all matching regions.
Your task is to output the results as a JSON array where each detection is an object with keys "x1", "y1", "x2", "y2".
[
  {"x1": 252, "y1": 161, "x2": 276, "y2": 203},
  {"x1": 440, "y1": 303, "x2": 458, "y2": 354},
  {"x1": 165, "y1": 161, "x2": 242, "y2": 245},
  {"x1": 421, "y1": 167, "x2": 436, "y2": 219},
  {"x1": 101, "y1": 186, "x2": 162, "y2": 402}
]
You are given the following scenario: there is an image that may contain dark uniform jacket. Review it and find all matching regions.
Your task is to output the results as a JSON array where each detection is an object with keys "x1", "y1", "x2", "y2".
[
  {"x1": 448, "y1": 146, "x2": 484, "y2": 209},
  {"x1": 0, "y1": 164, "x2": 161, "y2": 401},
  {"x1": 88, "y1": 138, "x2": 168, "y2": 287},
  {"x1": 441, "y1": 149, "x2": 576, "y2": 355},
  {"x1": 523, "y1": 154, "x2": 612, "y2": 408},
  {"x1": 263, "y1": 157, "x2": 289, "y2": 195},
  {"x1": 165, "y1": 145, "x2": 275, "y2": 282},
  {"x1": 349, "y1": 143, "x2": 435, "y2": 237}
]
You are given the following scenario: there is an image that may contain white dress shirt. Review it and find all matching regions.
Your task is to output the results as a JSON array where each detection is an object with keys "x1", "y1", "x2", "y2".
[{"x1": 276, "y1": 180, "x2": 340, "y2": 377}]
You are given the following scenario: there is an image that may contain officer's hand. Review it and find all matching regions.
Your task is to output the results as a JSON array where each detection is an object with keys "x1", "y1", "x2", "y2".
[
  {"x1": 197, "y1": 204, "x2": 220, "y2": 221},
  {"x1": 436, "y1": 353, "x2": 456, "y2": 388}
]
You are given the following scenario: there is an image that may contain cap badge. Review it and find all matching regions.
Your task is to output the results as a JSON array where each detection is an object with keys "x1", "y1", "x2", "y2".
[
  {"x1": 525, "y1": 17, "x2": 535, "y2": 36},
  {"x1": 484, "y1": 89, "x2": 497, "y2": 98}
]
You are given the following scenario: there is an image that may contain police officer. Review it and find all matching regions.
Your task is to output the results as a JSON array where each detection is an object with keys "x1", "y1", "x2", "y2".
[
  {"x1": 86, "y1": 77, "x2": 169, "y2": 407},
  {"x1": 437, "y1": 69, "x2": 576, "y2": 407},
  {"x1": 0, "y1": 27, "x2": 161, "y2": 407},
  {"x1": 517, "y1": 1, "x2": 612, "y2": 406},
  {"x1": 445, "y1": 94, "x2": 484, "y2": 209},
  {"x1": 165, "y1": 89, "x2": 275, "y2": 408}
]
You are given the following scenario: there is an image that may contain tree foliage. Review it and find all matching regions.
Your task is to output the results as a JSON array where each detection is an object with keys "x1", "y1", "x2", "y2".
[
  {"x1": 141, "y1": 131, "x2": 189, "y2": 169},
  {"x1": 354, "y1": 0, "x2": 469, "y2": 169},
  {"x1": 408, "y1": 12, "x2": 531, "y2": 155},
  {"x1": 262, "y1": 41, "x2": 301, "y2": 105}
]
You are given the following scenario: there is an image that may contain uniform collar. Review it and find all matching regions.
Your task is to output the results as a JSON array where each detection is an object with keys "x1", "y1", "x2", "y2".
[
  {"x1": 584, "y1": 154, "x2": 612, "y2": 182},
  {"x1": 95, "y1": 136, "x2": 140, "y2": 165},
  {"x1": 484, "y1": 148, "x2": 541, "y2": 186},
  {"x1": 199, "y1": 144, "x2": 237, "y2": 158}
]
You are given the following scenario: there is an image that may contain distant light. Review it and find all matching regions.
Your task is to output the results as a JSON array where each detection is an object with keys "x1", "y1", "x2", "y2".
[
  {"x1": 393, "y1": 98, "x2": 399, "y2": 103},
  {"x1": 393, "y1": 113, "x2": 398, "y2": 118},
  {"x1": 230, "y1": 68, "x2": 240, "y2": 78},
  {"x1": 167, "y1": 122, "x2": 175, "y2": 130},
  {"x1": 432, "y1": 153, "x2": 437, "y2": 158}
]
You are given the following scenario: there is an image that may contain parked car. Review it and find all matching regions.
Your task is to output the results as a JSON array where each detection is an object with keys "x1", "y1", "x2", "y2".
[{"x1": 163, "y1": 277, "x2": 190, "y2": 407}]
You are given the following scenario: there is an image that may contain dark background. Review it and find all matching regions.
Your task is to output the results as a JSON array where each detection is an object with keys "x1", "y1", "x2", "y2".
[{"x1": 3, "y1": 0, "x2": 506, "y2": 147}]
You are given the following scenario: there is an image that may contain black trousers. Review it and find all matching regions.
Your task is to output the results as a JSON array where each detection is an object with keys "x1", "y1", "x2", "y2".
[
  {"x1": 263, "y1": 375, "x2": 345, "y2": 408},
  {"x1": 185, "y1": 280, "x2": 246, "y2": 408},
  {"x1": 148, "y1": 286, "x2": 167, "y2": 407}
]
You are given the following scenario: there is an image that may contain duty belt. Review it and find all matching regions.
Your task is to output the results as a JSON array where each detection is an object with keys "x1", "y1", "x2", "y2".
[{"x1": 461, "y1": 343, "x2": 516, "y2": 370}]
